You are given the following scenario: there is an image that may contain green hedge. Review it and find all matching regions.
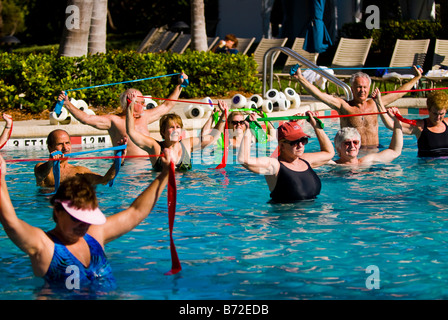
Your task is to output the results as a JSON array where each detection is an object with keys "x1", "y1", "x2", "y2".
[
  {"x1": 340, "y1": 19, "x2": 442, "y2": 53},
  {"x1": 0, "y1": 49, "x2": 260, "y2": 114}
]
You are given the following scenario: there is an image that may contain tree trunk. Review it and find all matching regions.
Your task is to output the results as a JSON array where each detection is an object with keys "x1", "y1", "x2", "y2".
[
  {"x1": 88, "y1": 0, "x2": 107, "y2": 54},
  {"x1": 0, "y1": 0, "x2": 3, "y2": 37},
  {"x1": 190, "y1": 0, "x2": 208, "y2": 51},
  {"x1": 58, "y1": 0, "x2": 94, "y2": 57}
]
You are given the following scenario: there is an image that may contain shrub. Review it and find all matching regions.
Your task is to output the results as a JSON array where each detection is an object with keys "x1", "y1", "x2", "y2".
[{"x1": 0, "y1": 49, "x2": 261, "y2": 114}]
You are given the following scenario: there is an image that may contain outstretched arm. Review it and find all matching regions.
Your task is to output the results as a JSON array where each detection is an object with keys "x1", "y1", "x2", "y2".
[
  {"x1": 381, "y1": 65, "x2": 423, "y2": 106},
  {"x1": 0, "y1": 114, "x2": 12, "y2": 147},
  {"x1": 58, "y1": 91, "x2": 113, "y2": 130},
  {"x1": 237, "y1": 125, "x2": 279, "y2": 175},
  {"x1": 146, "y1": 72, "x2": 189, "y2": 124},
  {"x1": 373, "y1": 87, "x2": 418, "y2": 136},
  {"x1": 0, "y1": 154, "x2": 48, "y2": 258},
  {"x1": 361, "y1": 107, "x2": 403, "y2": 164},
  {"x1": 126, "y1": 92, "x2": 160, "y2": 157},
  {"x1": 196, "y1": 100, "x2": 228, "y2": 149},
  {"x1": 301, "y1": 111, "x2": 335, "y2": 168},
  {"x1": 292, "y1": 67, "x2": 345, "y2": 111},
  {"x1": 95, "y1": 148, "x2": 172, "y2": 244}
]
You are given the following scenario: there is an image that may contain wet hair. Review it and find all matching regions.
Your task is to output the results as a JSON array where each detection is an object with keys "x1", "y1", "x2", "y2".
[
  {"x1": 224, "y1": 34, "x2": 238, "y2": 48},
  {"x1": 349, "y1": 72, "x2": 371, "y2": 87},
  {"x1": 50, "y1": 176, "x2": 98, "y2": 222},
  {"x1": 426, "y1": 91, "x2": 448, "y2": 112},
  {"x1": 159, "y1": 113, "x2": 183, "y2": 139},
  {"x1": 334, "y1": 127, "x2": 361, "y2": 149},
  {"x1": 47, "y1": 129, "x2": 69, "y2": 149}
]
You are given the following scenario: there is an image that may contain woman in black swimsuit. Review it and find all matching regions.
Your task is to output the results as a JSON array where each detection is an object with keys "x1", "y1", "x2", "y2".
[
  {"x1": 126, "y1": 92, "x2": 229, "y2": 170},
  {"x1": 238, "y1": 111, "x2": 335, "y2": 203},
  {"x1": 377, "y1": 90, "x2": 448, "y2": 157}
]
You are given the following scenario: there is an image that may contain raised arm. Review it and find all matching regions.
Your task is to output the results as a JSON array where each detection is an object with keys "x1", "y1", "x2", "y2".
[
  {"x1": 372, "y1": 87, "x2": 418, "y2": 136},
  {"x1": 301, "y1": 111, "x2": 335, "y2": 167},
  {"x1": 292, "y1": 67, "x2": 345, "y2": 111},
  {"x1": 1, "y1": 154, "x2": 49, "y2": 259},
  {"x1": 126, "y1": 93, "x2": 160, "y2": 157},
  {"x1": 381, "y1": 65, "x2": 423, "y2": 106},
  {"x1": 196, "y1": 100, "x2": 228, "y2": 149},
  {"x1": 361, "y1": 107, "x2": 403, "y2": 164},
  {"x1": 237, "y1": 125, "x2": 279, "y2": 176},
  {"x1": 58, "y1": 91, "x2": 113, "y2": 130},
  {"x1": 95, "y1": 148, "x2": 172, "y2": 244},
  {"x1": 145, "y1": 72, "x2": 189, "y2": 124},
  {"x1": 0, "y1": 114, "x2": 12, "y2": 147}
]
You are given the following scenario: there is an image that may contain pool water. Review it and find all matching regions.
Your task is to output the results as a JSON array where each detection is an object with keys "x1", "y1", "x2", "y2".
[{"x1": 1, "y1": 117, "x2": 448, "y2": 300}]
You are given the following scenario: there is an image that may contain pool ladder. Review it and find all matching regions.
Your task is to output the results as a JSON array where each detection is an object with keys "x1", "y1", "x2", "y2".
[{"x1": 262, "y1": 47, "x2": 353, "y2": 101}]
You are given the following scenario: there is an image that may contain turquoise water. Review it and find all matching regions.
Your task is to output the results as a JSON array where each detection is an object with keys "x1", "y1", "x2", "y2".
[{"x1": 1, "y1": 118, "x2": 448, "y2": 300}]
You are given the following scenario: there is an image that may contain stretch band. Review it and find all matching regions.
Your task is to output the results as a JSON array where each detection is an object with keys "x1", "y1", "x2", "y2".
[
  {"x1": 55, "y1": 73, "x2": 181, "y2": 115},
  {"x1": 51, "y1": 145, "x2": 127, "y2": 192},
  {"x1": 165, "y1": 161, "x2": 181, "y2": 275},
  {"x1": 215, "y1": 108, "x2": 229, "y2": 169},
  {"x1": 381, "y1": 87, "x2": 448, "y2": 94},
  {"x1": 140, "y1": 96, "x2": 218, "y2": 106}
]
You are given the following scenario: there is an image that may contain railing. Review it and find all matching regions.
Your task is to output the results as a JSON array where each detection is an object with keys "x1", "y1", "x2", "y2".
[{"x1": 262, "y1": 47, "x2": 353, "y2": 101}]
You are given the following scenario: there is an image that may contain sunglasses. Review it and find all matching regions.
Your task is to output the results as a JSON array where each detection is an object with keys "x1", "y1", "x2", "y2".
[
  {"x1": 284, "y1": 137, "x2": 309, "y2": 146},
  {"x1": 231, "y1": 120, "x2": 246, "y2": 126},
  {"x1": 344, "y1": 140, "x2": 360, "y2": 147}
]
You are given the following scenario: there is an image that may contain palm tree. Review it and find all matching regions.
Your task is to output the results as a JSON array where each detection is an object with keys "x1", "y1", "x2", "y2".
[
  {"x1": 59, "y1": 0, "x2": 107, "y2": 57},
  {"x1": 88, "y1": 0, "x2": 107, "y2": 54},
  {"x1": 190, "y1": 0, "x2": 208, "y2": 52}
]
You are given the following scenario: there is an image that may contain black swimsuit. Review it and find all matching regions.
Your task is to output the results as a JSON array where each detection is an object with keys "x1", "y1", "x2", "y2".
[
  {"x1": 417, "y1": 119, "x2": 448, "y2": 157},
  {"x1": 153, "y1": 140, "x2": 192, "y2": 171},
  {"x1": 270, "y1": 159, "x2": 322, "y2": 203}
]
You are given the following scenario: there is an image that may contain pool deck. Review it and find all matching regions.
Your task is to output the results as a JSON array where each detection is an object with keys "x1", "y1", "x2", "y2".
[{"x1": 5, "y1": 95, "x2": 427, "y2": 149}]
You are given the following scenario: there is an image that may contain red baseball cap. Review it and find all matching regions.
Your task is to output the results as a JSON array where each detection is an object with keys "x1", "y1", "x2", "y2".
[{"x1": 277, "y1": 121, "x2": 310, "y2": 141}]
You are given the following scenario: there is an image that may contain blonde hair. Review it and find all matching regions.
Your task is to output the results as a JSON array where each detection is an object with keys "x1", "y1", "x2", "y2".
[
  {"x1": 159, "y1": 113, "x2": 183, "y2": 139},
  {"x1": 427, "y1": 91, "x2": 448, "y2": 112}
]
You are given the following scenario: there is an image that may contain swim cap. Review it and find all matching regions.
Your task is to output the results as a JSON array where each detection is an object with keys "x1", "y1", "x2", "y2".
[{"x1": 277, "y1": 121, "x2": 310, "y2": 141}]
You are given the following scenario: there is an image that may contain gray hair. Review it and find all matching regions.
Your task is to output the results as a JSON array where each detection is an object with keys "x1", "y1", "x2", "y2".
[
  {"x1": 349, "y1": 72, "x2": 371, "y2": 87},
  {"x1": 334, "y1": 127, "x2": 361, "y2": 148},
  {"x1": 119, "y1": 88, "x2": 140, "y2": 109}
]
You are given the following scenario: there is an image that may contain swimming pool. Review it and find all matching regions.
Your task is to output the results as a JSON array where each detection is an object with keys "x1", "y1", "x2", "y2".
[{"x1": 1, "y1": 116, "x2": 448, "y2": 300}]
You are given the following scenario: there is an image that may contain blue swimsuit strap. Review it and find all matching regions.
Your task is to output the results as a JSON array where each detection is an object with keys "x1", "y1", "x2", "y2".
[{"x1": 52, "y1": 145, "x2": 126, "y2": 192}]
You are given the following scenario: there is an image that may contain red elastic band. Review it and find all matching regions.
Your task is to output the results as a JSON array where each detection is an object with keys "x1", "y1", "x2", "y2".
[{"x1": 165, "y1": 160, "x2": 181, "y2": 275}]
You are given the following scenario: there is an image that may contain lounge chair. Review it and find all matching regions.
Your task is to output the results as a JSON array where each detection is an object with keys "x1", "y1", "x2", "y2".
[
  {"x1": 372, "y1": 39, "x2": 430, "y2": 90},
  {"x1": 273, "y1": 37, "x2": 319, "y2": 89},
  {"x1": 252, "y1": 37, "x2": 288, "y2": 74},
  {"x1": 207, "y1": 37, "x2": 220, "y2": 51},
  {"x1": 169, "y1": 33, "x2": 191, "y2": 54},
  {"x1": 424, "y1": 39, "x2": 448, "y2": 88},
  {"x1": 137, "y1": 27, "x2": 162, "y2": 53},
  {"x1": 235, "y1": 37, "x2": 256, "y2": 55},
  {"x1": 146, "y1": 31, "x2": 179, "y2": 53}
]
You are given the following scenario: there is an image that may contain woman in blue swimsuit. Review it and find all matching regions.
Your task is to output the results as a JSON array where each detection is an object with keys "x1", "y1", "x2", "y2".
[
  {"x1": 0, "y1": 149, "x2": 173, "y2": 291},
  {"x1": 238, "y1": 111, "x2": 335, "y2": 203}
]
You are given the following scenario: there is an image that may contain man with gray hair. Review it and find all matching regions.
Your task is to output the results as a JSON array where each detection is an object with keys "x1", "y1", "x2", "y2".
[{"x1": 293, "y1": 65, "x2": 422, "y2": 149}]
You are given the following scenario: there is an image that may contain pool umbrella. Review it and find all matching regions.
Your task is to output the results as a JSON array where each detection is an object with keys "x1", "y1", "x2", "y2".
[{"x1": 303, "y1": 0, "x2": 332, "y2": 53}]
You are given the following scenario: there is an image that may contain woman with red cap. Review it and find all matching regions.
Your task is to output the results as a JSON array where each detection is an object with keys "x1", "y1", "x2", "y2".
[{"x1": 238, "y1": 111, "x2": 334, "y2": 203}]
